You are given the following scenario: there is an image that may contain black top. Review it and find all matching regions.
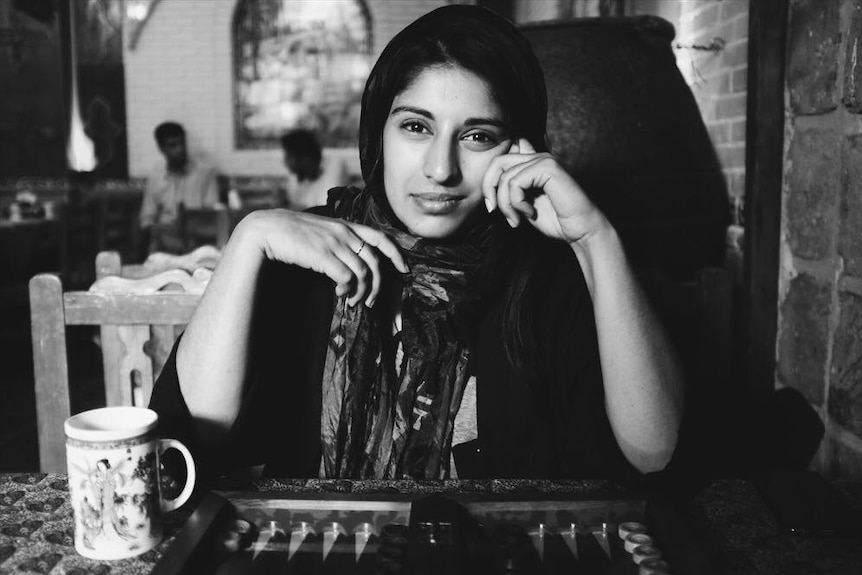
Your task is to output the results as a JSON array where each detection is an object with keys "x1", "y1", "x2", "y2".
[{"x1": 149, "y1": 212, "x2": 638, "y2": 481}]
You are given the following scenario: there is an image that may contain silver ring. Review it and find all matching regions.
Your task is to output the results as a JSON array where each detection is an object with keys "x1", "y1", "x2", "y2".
[{"x1": 355, "y1": 240, "x2": 366, "y2": 256}]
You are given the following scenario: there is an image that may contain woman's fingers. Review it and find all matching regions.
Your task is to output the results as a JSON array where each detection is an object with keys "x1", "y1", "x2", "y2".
[
  {"x1": 260, "y1": 211, "x2": 407, "y2": 308},
  {"x1": 517, "y1": 137, "x2": 536, "y2": 154},
  {"x1": 497, "y1": 157, "x2": 545, "y2": 223},
  {"x1": 355, "y1": 242, "x2": 382, "y2": 307},
  {"x1": 350, "y1": 226, "x2": 410, "y2": 307},
  {"x1": 318, "y1": 248, "x2": 361, "y2": 301},
  {"x1": 482, "y1": 138, "x2": 605, "y2": 243},
  {"x1": 331, "y1": 225, "x2": 408, "y2": 307},
  {"x1": 483, "y1": 157, "x2": 532, "y2": 225},
  {"x1": 483, "y1": 138, "x2": 548, "y2": 228},
  {"x1": 352, "y1": 226, "x2": 410, "y2": 275},
  {"x1": 331, "y1": 241, "x2": 373, "y2": 307},
  {"x1": 482, "y1": 140, "x2": 524, "y2": 214}
]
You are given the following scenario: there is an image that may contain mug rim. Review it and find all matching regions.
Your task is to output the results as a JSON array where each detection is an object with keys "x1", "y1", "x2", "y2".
[{"x1": 65, "y1": 406, "x2": 158, "y2": 442}]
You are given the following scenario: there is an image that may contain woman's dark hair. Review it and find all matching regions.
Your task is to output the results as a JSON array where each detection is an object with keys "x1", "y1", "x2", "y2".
[{"x1": 358, "y1": 5, "x2": 550, "y2": 372}]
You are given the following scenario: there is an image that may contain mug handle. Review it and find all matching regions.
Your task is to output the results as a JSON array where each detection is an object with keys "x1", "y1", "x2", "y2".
[{"x1": 158, "y1": 438, "x2": 197, "y2": 513}]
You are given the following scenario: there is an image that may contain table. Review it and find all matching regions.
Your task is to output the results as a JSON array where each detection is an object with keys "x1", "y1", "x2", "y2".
[{"x1": 1, "y1": 473, "x2": 860, "y2": 574}]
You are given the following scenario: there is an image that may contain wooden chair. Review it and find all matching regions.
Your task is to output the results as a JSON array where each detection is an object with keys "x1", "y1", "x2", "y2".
[
  {"x1": 29, "y1": 268, "x2": 209, "y2": 473},
  {"x1": 95, "y1": 245, "x2": 221, "y2": 280}
]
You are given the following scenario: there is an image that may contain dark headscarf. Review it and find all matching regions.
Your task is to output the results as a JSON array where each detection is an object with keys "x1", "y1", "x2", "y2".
[
  {"x1": 320, "y1": 5, "x2": 550, "y2": 478},
  {"x1": 320, "y1": 187, "x2": 510, "y2": 478}
]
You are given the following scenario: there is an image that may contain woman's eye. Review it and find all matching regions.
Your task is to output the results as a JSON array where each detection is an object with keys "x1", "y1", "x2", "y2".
[
  {"x1": 402, "y1": 121, "x2": 428, "y2": 134},
  {"x1": 463, "y1": 131, "x2": 501, "y2": 149}
]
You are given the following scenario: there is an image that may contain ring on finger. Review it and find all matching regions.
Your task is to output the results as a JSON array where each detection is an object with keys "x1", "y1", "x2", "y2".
[{"x1": 354, "y1": 240, "x2": 366, "y2": 256}]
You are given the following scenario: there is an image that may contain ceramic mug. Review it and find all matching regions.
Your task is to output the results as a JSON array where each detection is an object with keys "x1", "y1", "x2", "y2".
[{"x1": 64, "y1": 406, "x2": 196, "y2": 560}]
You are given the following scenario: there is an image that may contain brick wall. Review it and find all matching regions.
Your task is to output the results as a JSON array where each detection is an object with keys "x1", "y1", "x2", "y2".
[
  {"x1": 669, "y1": 0, "x2": 748, "y2": 216},
  {"x1": 780, "y1": 0, "x2": 862, "y2": 479},
  {"x1": 124, "y1": 0, "x2": 448, "y2": 179}
]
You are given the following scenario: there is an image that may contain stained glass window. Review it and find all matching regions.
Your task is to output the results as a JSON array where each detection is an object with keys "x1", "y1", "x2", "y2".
[{"x1": 233, "y1": 0, "x2": 372, "y2": 149}]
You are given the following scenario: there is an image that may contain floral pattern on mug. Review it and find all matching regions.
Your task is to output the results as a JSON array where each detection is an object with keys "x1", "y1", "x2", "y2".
[{"x1": 67, "y1": 447, "x2": 160, "y2": 555}]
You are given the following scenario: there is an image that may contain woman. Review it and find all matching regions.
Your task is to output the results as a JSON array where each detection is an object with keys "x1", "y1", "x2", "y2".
[{"x1": 150, "y1": 5, "x2": 683, "y2": 480}]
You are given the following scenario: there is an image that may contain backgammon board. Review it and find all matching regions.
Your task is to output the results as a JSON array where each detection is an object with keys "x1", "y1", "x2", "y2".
[{"x1": 152, "y1": 490, "x2": 672, "y2": 574}]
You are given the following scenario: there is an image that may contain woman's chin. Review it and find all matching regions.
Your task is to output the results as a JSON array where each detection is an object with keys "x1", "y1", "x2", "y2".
[{"x1": 404, "y1": 215, "x2": 467, "y2": 240}]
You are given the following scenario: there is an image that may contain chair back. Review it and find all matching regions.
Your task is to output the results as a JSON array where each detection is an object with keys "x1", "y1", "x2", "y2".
[
  {"x1": 96, "y1": 245, "x2": 221, "y2": 280},
  {"x1": 522, "y1": 17, "x2": 738, "y2": 473},
  {"x1": 29, "y1": 269, "x2": 208, "y2": 473},
  {"x1": 521, "y1": 16, "x2": 729, "y2": 279}
]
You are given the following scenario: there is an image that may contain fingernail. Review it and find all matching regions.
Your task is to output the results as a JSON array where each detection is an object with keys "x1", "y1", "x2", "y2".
[
  {"x1": 365, "y1": 298, "x2": 375, "y2": 308},
  {"x1": 508, "y1": 217, "x2": 518, "y2": 228},
  {"x1": 484, "y1": 197, "x2": 494, "y2": 212}
]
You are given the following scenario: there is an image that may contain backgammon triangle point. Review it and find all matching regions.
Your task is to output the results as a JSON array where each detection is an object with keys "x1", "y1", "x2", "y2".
[
  {"x1": 288, "y1": 531, "x2": 305, "y2": 560},
  {"x1": 355, "y1": 533, "x2": 369, "y2": 561},
  {"x1": 560, "y1": 531, "x2": 579, "y2": 560},
  {"x1": 528, "y1": 532, "x2": 545, "y2": 562},
  {"x1": 251, "y1": 522, "x2": 282, "y2": 561},
  {"x1": 592, "y1": 531, "x2": 611, "y2": 559},
  {"x1": 322, "y1": 531, "x2": 336, "y2": 561}
]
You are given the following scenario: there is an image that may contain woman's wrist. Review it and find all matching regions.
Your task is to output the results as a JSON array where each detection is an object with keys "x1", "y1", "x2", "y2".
[
  {"x1": 568, "y1": 218, "x2": 622, "y2": 297},
  {"x1": 230, "y1": 209, "x2": 278, "y2": 263}
]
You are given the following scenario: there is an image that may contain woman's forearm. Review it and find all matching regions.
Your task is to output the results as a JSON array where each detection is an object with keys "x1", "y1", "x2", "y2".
[
  {"x1": 176, "y1": 214, "x2": 267, "y2": 440},
  {"x1": 571, "y1": 224, "x2": 685, "y2": 473}
]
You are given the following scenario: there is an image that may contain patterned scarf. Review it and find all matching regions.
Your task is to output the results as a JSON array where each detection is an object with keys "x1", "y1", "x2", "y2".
[{"x1": 319, "y1": 187, "x2": 502, "y2": 479}]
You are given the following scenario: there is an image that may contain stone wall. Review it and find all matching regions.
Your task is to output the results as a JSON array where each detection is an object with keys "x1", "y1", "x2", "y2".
[{"x1": 780, "y1": 0, "x2": 862, "y2": 478}]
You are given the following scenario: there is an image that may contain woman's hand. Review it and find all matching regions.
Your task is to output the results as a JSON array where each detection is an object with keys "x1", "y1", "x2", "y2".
[
  {"x1": 482, "y1": 138, "x2": 610, "y2": 245},
  {"x1": 239, "y1": 209, "x2": 409, "y2": 307}
]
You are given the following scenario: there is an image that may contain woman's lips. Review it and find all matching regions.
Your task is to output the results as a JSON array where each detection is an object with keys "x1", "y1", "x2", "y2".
[{"x1": 410, "y1": 193, "x2": 464, "y2": 214}]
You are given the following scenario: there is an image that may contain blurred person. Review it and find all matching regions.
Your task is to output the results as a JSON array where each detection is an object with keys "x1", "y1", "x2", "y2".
[
  {"x1": 139, "y1": 122, "x2": 220, "y2": 254},
  {"x1": 280, "y1": 128, "x2": 349, "y2": 210}
]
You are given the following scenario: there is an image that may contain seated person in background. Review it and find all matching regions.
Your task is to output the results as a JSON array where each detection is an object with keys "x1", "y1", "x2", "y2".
[
  {"x1": 150, "y1": 5, "x2": 684, "y2": 481},
  {"x1": 140, "y1": 121, "x2": 220, "y2": 254},
  {"x1": 280, "y1": 128, "x2": 348, "y2": 211}
]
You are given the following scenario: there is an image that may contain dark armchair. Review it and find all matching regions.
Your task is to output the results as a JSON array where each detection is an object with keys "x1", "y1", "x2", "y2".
[
  {"x1": 522, "y1": 17, "x2": 745, "y2": 479},
  {"x1": 522, "y1": 16, "x2": 729, "y2": 280}
]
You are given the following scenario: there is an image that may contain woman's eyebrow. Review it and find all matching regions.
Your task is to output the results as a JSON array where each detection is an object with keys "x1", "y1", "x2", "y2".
[
  {"x1": 464, "y1": 117, "x2": 508, "y2": 129},
  {"x1": 390, "y1": 105, "x2": 507, "y2": 129},
  {"x1": 390, "y1": 105, "x2": 432, "y2": 119}
]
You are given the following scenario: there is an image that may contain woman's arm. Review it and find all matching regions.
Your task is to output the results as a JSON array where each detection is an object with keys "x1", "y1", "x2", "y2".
[
  {"x1": 483, "y1": 140, "x2": 684, "y2": 473},
  {"x1": 175, "y1": 208, "x2": 408, "y2": 451},
  {"x1": 569, "y1": 223, "x2": 684, "y2": 473}
]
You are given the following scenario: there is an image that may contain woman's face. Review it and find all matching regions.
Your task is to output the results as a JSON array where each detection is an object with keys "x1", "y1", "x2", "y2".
[{"x1": 382, "y1": 66, "x2": 512, "y2": 239}]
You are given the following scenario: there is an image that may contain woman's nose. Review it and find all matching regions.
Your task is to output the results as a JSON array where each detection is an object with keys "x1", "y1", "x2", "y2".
[{"x1": 423, "y1": 136, "x2": 461, "y2": 185}]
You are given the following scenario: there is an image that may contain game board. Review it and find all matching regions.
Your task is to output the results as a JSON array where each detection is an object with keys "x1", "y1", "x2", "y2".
[{"x1": 152, "y1": 490, "x2": 671, "y2": 574}]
